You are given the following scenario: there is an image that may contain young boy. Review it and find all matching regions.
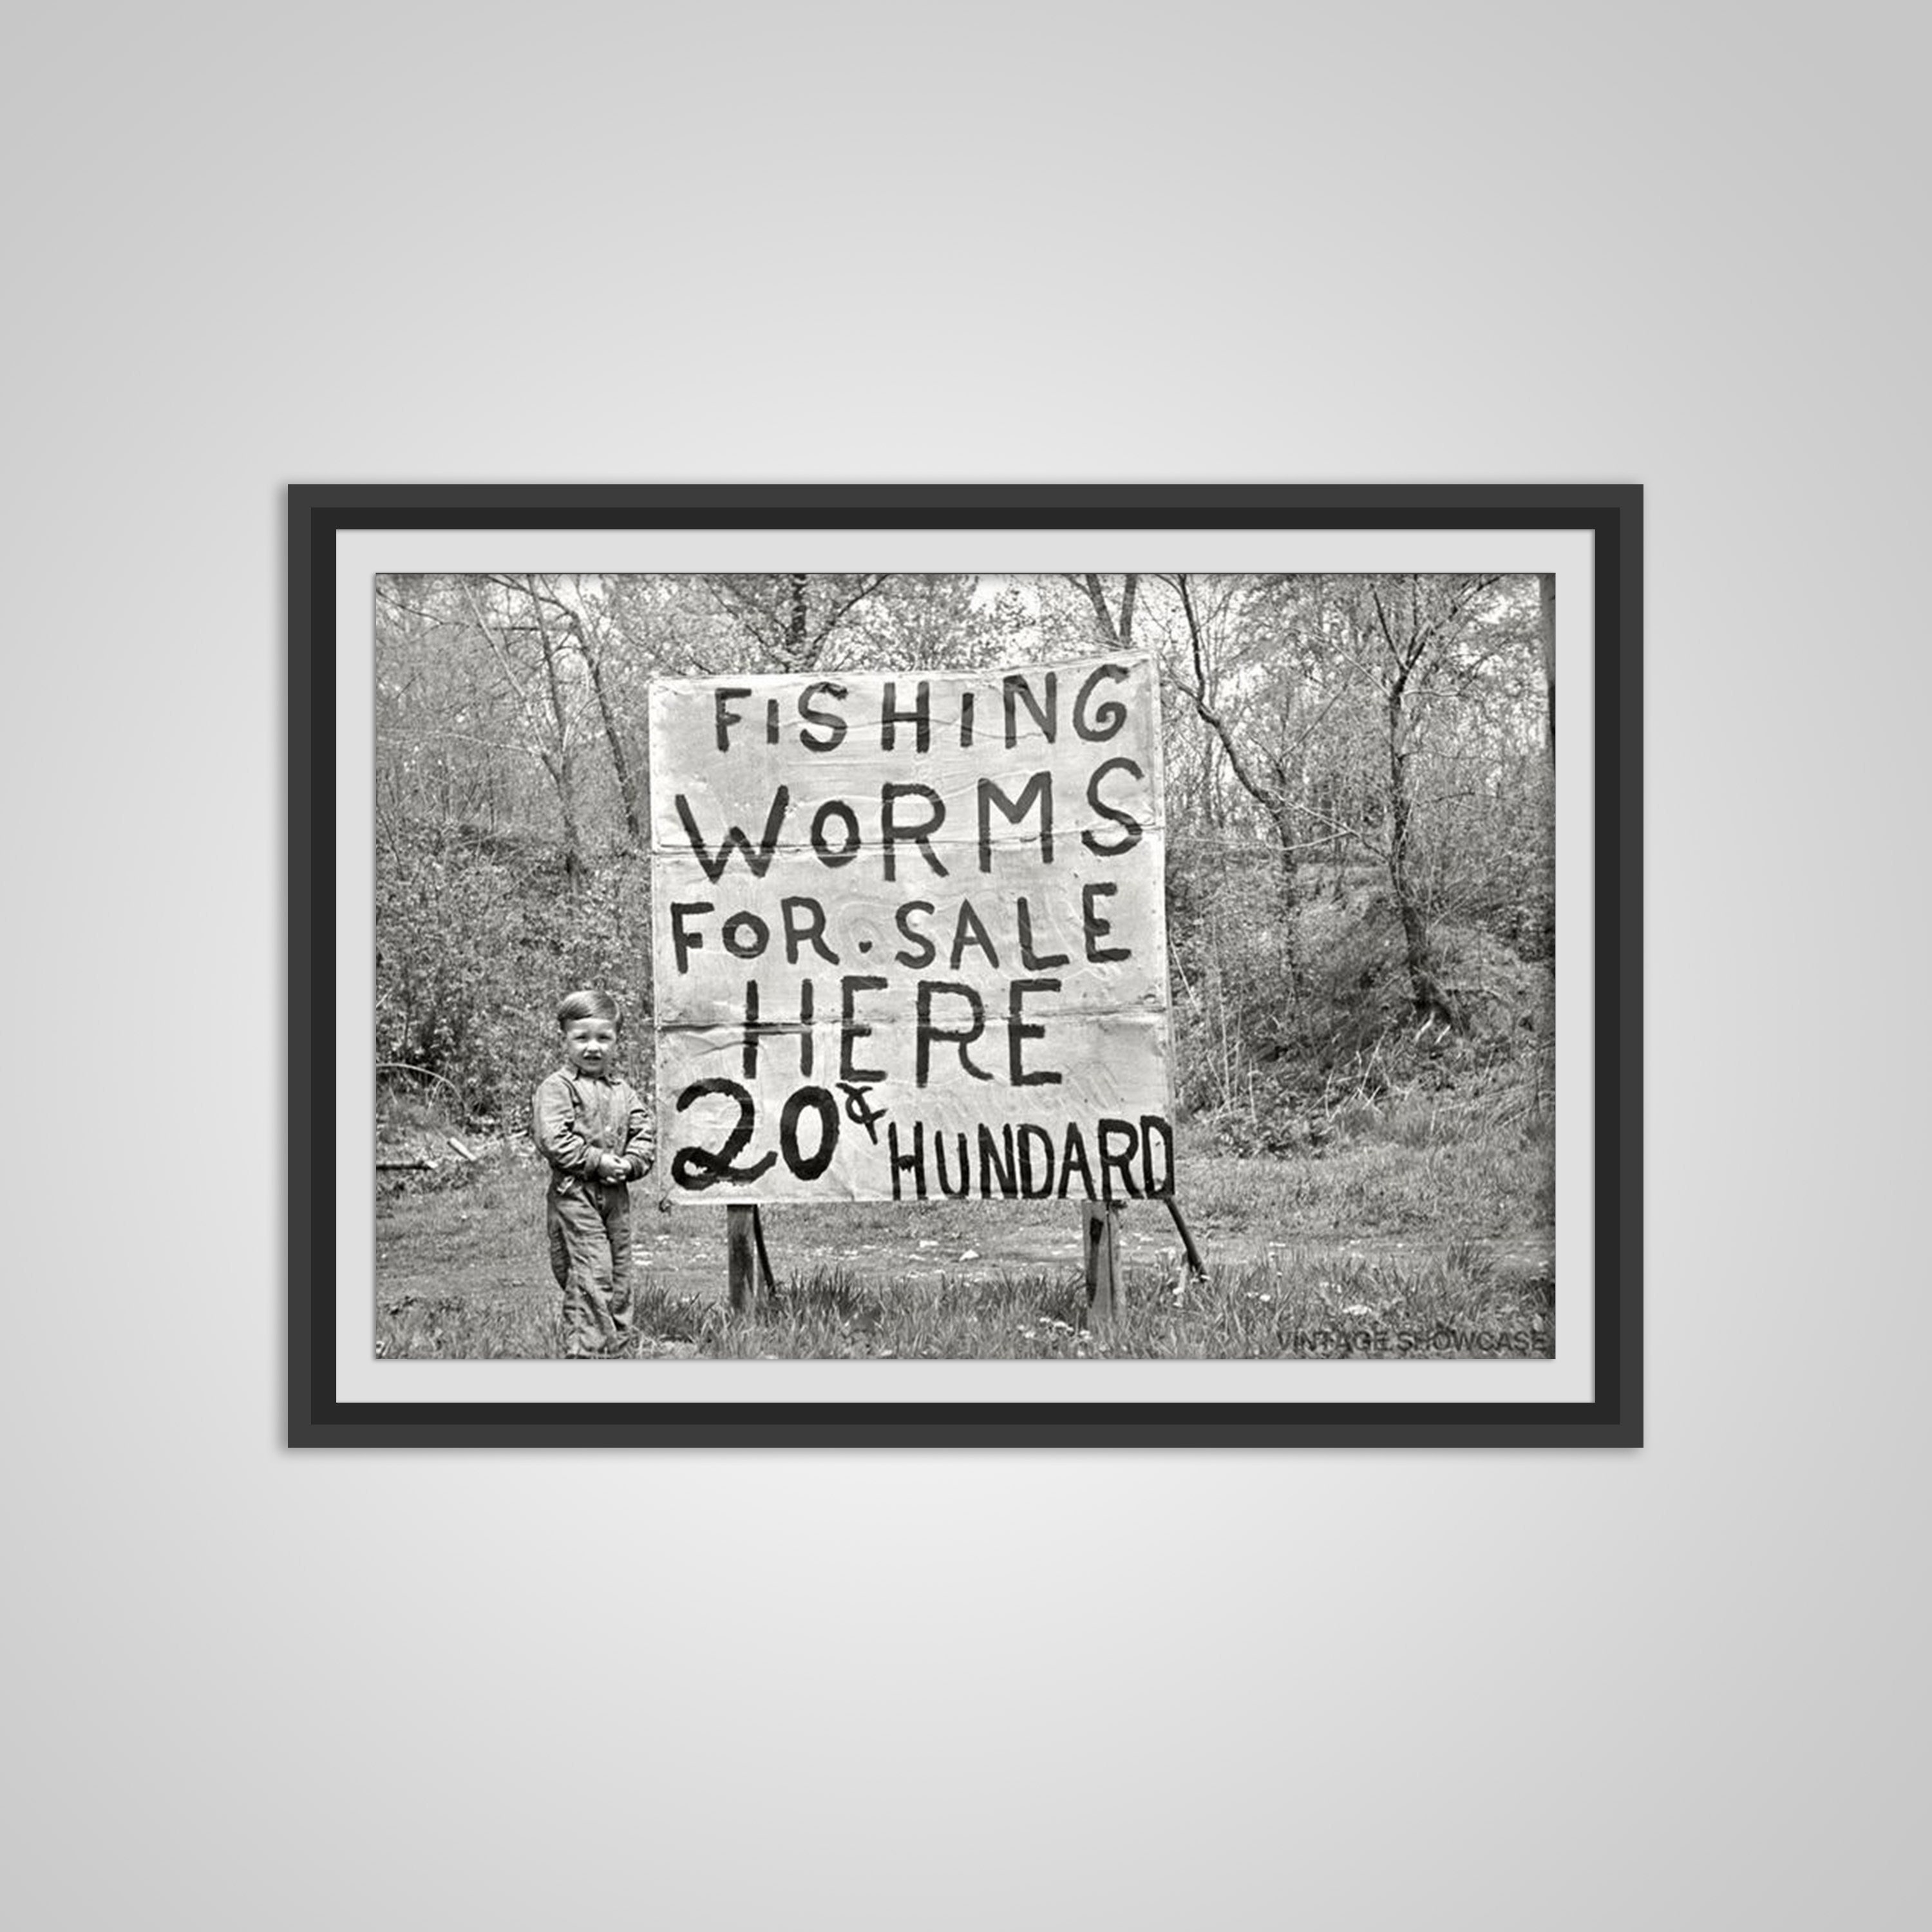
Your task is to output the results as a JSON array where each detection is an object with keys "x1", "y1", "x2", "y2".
[{"x1": 532, "y1": 990, "x2": 656, "y2": 1358}]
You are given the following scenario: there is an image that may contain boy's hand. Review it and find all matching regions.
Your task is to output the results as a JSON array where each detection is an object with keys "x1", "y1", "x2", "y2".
[{"x1": 598, "y1": 1154, "x2": 629, "y2": 1183}]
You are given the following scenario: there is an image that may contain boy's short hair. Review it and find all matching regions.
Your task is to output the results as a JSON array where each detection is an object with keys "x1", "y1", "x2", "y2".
[{"x1": 556, "y1": 989, "x2": 621, "y2": 1029}]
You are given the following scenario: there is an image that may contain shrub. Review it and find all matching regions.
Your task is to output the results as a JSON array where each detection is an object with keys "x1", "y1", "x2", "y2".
[{"x1": 376, "y1": 829, "x2": 653, "y2": 1126}]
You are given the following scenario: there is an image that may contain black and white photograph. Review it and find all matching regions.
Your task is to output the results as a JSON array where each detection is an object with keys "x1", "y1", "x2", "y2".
[{"x1": 372, "y1": 565, "x2": 1562, "y2": 1367}]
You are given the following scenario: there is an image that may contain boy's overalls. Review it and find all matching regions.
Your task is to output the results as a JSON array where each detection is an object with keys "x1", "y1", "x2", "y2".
[{"x1": 532, "y1": 1070, "x2": 654, "y2": 1356}]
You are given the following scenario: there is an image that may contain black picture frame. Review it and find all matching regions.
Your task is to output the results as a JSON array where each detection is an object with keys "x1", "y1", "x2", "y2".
[{"x1": 291, "y1": 484, "x2": 1641, "y2": 1446}]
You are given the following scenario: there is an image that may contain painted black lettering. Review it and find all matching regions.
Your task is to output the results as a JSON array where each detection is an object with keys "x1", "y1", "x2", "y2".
[
  {"x1": 958, "y1": 689, "x2": 975, "y2": 748},
  {"x1": 933, "y1": 1130, "x2": 972, "y2": 1200},
  {"x1": 880, "y1": 679, "x2": 932, "y2": 753},
  {"x1": 1139, "y1": 1113, "x2": 1174, "y2": 1197},
  {"x1": 714, "y1": 688, "x2": 752, "y2": 753},
  {"x1": 1007, "y1": 978, "x2": 1062, "y2": 1087},
  {"x1": 809, "y1": 799, "x2": 862, "y2": 867},
  {"x1": 977, "y1": 1123, "x2": 1018, "y2": 1198},
  {"x1": 916, "y1": 981, "x2": 991, "y2": 1084},
  {"x1": 741, "y1": 980, "x2": 815, "y2": 1079},
  {"x1": 778, "y1": 1086, "x2": 840, "y2": 1182},
  {"x1": 881, "y1": 783, "x2": 948, "y2": 880},
  {"x1": 886, "y1": 1120, "x2": 926, "y2": 1200},
  {"x1": 839, "y1": 974, "x2": 889, "y2": 1084},
  {"x1": 670, "y1": 1078, "x2": 775, "y2": 1189},
  {"x1": 893, "y1": 900, "x2": 937, "y2": 969},
  {"x1": 1081, "y1": 757, "x2": 1143, "y2": 857},
  {"x1": 722, "y1": 910, "x2": 769, "y2": 959},
  {"x1": 1081, "y1": 880, "x2": 1131, "y2": 963},
  {"x1": 1016, "y1": 897, "x2": 1069, "y2": 971},
  {"x1": 781, "y1": 896, "x2": 837, "y2": 966},
  {"x1": 798, "y1": 681, "x2": 849, "y2": 752},
  {"x1": 1072, "y1": 661, "x2": 1130, "y2": 741},
  {"x1": 948, "y1": 900, "x2": 1001, "y2": 971},
  {"x1": 1002, "y1": 670, "x2": 1057, "y2": 746},
  {"x1": 669, "y1": 900, "x2": 713, "y2": 975},
  {"x1": 1097, "y1": 1117, "x2": 1141, "y2": 1200},
  {"x1": 1056, "y1": 1122, "x2": 1095, "y2": 1200},
  {"x1": 1016, "y1": 1123, "x2": 1056, "y2": 1198},
  {"x1": 677, "y1": 786, "x2": 791, "y2": 881},
  {"x1": 741, "y1": 980, "x2": 761, "y2": 1079},
  {"x1": 976, "y1": 770, "x2": 1052, "y2": 873},
  {"x1": 764, "y1": 696, "x2": 781, "y2": 744}
]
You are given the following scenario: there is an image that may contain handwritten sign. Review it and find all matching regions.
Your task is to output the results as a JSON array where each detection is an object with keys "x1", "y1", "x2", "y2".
[{"x1": 649, "y1": 654, "x2": 1173, "y2": 1203}]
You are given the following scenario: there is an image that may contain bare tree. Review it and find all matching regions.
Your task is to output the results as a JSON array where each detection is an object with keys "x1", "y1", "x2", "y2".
[
  {"x1": 1166, "y1": 573, "x2": 1312, "y2": 1008},
  {"x1": 1366, "y1": 573, "x2": 1503, "y2": 1027},
  {"x1": 702, "y1": 573, "x2": 891, "y2": 671},
  {"x1": 491, "y1": 575, "x2": 646, "y2": 846},
  {"x1": 459, "y1": 578, "x2": 588, "y2": 884},
  {"x1": 1068, "y1": 573, "x2": 1139, "y2": 648}
]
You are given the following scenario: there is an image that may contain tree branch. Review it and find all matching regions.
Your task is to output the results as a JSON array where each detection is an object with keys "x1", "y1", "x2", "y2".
[
  {"x1": 1168, "y1": 574, "x2": 1282, "y2": 816},
  {"x1": 808, "y1": 573, "x2": 890, "y2": 656}
]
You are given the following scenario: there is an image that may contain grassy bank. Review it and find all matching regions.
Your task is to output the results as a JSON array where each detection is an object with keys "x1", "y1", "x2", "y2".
[{"x1": 375, "y1": 1115, "x2": 1554, "y2": 1361}]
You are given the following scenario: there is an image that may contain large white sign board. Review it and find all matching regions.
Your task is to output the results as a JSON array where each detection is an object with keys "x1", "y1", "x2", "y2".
[{"x1": 649, "y1": 653, "x2": 1173, "y2": 1203}]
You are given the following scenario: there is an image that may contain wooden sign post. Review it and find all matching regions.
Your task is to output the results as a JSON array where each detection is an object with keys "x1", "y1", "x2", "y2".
[
  {"x1": 1083, "y1": 1201, "x2": 1122, "y2": 1323},
  {"x1": 647, "y1": 654, "x2": 1176, "y2": 1318},
  {"x1": 726, "y1": 1205, "x2": 761, "y2": 1313}
]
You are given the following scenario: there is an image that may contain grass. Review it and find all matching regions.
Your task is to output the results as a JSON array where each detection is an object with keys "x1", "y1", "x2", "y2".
[{"x1": 375, "y1": 1113, "x2": 1555, "y2": 1360}]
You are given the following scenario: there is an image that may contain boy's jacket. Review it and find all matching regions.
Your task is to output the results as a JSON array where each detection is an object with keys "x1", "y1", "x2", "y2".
[{"x1": 532, "y1": 1069, "x2": 654, "y2": 1187}]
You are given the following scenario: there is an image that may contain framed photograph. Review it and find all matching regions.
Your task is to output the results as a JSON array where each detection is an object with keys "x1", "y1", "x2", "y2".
[{"x1": 291, "y1": 484, "x2": 1640, "y2": 1446}]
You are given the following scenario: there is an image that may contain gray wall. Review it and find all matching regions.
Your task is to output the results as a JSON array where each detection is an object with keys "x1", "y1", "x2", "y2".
[{"x1": 9, "y1": 4, "x2": 1916, "y2": 1927}]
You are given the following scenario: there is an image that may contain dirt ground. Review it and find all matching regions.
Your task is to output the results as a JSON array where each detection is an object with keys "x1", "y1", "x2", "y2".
[
  {"x1": 616, "y1": 1204, "x2": 1553, "y2": 1300},
  {"x1": 375, "y1": 1124, "x2": 1555, "y2": 1358}
]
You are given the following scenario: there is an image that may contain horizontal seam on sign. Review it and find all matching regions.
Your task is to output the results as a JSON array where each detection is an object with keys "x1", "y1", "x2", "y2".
[
  {"x1": 648, "y1": 831, "x2": 1168, "y2": 854},
  {"x1": 652, "y1": 1011, "x2": 1170, "y2": 1031}
]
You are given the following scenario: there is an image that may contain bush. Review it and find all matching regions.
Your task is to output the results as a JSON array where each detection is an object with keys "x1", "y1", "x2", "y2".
[{"x1": 376, "y1": 829, "x2": 653, "y2": 1125}]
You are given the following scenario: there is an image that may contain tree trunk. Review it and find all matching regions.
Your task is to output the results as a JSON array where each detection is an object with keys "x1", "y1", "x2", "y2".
[
  {"x1": 1171, "y1": 569, "x2": 1304, "y2": 1019},
  {"x1": 1385, "y1": 687, "x2": 1454, "y2": 1028},
  {"x1": 1537, "y1": 573, "x2": 1556, "y2": 763},
  {"x1": 576, "y1": 629, "x2": 644, "y2": 844},
  {"x1": 784, "y1": 573, "x2": 810, "y2": 668},
  {"x1": 1274, "y1": 807, "x2": 1304, "y2": 1013},
  {"x1": 1077, "y1": 573, "x2": 1139, "y2": 647},
  {"x1": 527, "y1": 577, "x2": 585, "y2": 886}
]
